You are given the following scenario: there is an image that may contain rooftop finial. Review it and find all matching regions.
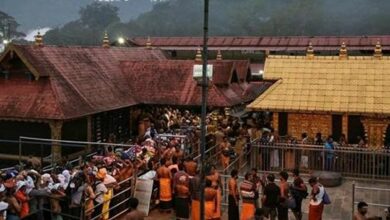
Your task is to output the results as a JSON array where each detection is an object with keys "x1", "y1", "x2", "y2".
[
  {"x1": 339, "y1": 42, "x2": 348, "y2": 59},
  {"x1": 102, "y1": 32, "x2": 110, "y2": 48},
  {"x1": 306, "y1": 42, "x2": 314, "y2": 59},
  {"x1": 34, "y1": 31, "x2": 43, "y2": 47},
  {"x1": 216, "y1": 50, "x2": 223, "y2": 60},
  {"x1": 195, "y1": 47, "x2": 202, "y2": 62},
  {"x1": 374, "y1": 40, "x2": 382, "y2": 59},
  {"x1": 146, "y1": 36, "x2": 152, "y2": 49}
]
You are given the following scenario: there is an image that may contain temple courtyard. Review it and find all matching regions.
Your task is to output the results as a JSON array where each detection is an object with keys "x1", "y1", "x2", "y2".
[{"x1": 143, "y1": 178, "x2": 390, "y2": 220}]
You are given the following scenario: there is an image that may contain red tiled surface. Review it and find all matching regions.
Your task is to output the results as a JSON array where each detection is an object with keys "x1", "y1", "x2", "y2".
[
  {"x1": 130, "y1": 35, "x2": 390, "y2": 50},
  {"x1": 120, "y1": 60, "x2": 273, "y2": 107},
  {"x1": 0, "y1": 44, "x2": 272, "y2": 121},
  {"x1": 0, "y1": 44, "x2": 167, "y2": 120},
  {"x1": 0, "y1": 77, "x2": 63, "y2": 119}
]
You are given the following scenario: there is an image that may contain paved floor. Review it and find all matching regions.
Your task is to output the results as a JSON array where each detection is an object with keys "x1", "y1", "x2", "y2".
[{"x1": 145, "y1": 179, "x2": 390, "y2": 220}]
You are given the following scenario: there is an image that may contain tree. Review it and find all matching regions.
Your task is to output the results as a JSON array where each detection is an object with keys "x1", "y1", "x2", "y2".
[
  {"x1": 0, "y1": 10, "x2": 25, "y2": 42},
  {"x1": 79, "y1": 2, "x2": 120, "y2": 29},
  {"x1": 44, "y1": 0, "x2": 390, "y2": 45},
  {"x1": 45, "y1": 2, "x2": 120, "y2": 45}
]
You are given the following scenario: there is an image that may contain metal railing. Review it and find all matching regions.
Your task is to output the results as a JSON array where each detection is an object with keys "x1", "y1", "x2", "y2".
[
  {"x1": 352, "y1": 182, "x2": 390, "y2": 219},
  {"x1": 252, "y1": 143, "x2": 390, "y2": 180},
  {"x1": 222, "y1": 143, "x2": 253, "y2": 174},
  {"x1": 194, "y1": 142, "x2": 221, "y2": 165},
  {"x1": 86, "y1": 175, "x2": 134, "y2": 220}
]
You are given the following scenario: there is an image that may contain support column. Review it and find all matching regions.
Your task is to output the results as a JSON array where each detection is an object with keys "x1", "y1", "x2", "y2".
[
  {"x1": 272, "y1": 112, "x2": 279, "y2": 134},
  {"x1": 86, "y1": 116, "x2": 92, "y2": 152},
  {"x1": 49, "y1": 120, "x2": 63, "y2": 163},
  {"x1": 129, "y1": 108, "x2": 133, "y2": 137},
  {"x1": 361, "y1": 117, "x2": 389, "y2": 149},
  {"x1": 342, "y1": 114, "x2": 348, "y2": 141}
]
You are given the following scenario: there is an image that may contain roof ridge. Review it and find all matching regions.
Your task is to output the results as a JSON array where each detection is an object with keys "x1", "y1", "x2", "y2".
[
  {"x1": 247, "y1": 79, "x2": 283, "y2": 110},
  {"x1": 267, "y1": 55, "x2": 390, "y2": 60}
]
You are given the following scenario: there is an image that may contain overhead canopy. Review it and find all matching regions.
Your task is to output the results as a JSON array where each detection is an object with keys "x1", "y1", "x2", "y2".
[{"x1": 247, "y1": 55, "x2": 390, "y2": 115}]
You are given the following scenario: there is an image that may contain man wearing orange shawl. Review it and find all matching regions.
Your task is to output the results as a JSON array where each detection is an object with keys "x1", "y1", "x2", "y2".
[
  {"x1": 189, "y1": 169, "x2": 201, "y2": 220},
  {"x1": 157, "y1": 158, "x2": 172, "y2": 213},
  {"x1": 219, "y1": 137, "x2": 231, "y2": 169},
  {"x1": 204, "y1": 179, "x2": 217, "y2": 220},
  {"x1": 206, "y1": 166, "x2": 222, "y2": 220},
  {"x1": 240, "y1": 173, "x2": 256, "y2": 220}
]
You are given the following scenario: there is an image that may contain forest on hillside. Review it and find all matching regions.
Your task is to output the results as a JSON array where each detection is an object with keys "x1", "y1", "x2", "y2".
[
  {"x1": 0, "y1": 0, "x2": 154, "y2": 31},
  {"x1": 3, "y1": 0, "x2": 390, "y2": 46}
]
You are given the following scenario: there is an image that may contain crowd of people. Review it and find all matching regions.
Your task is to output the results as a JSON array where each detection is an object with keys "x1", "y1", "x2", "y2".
[
  {"x1": 0, "y1": 105, "x2": 389, "y2": 220},
  {"x1": 0, "y1": 141, "x2": 141, "y2": 220}
]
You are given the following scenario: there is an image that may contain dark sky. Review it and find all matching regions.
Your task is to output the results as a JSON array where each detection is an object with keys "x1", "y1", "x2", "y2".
[{"x1": 0, "y1": 0, "x2": 154, "y2": 31}]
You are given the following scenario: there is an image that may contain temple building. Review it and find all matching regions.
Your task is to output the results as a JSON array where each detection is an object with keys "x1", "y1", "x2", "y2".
[
  {"x1": 247, "y1": 42, "x2": 390, "y2": 148},
  {"x1": 0, "y1": 32, "x2": 166, "y2": 160},
  {"x1": 0, "y1": 33, "x2": 271, "y2": 160},
  {"x1": 120, "y1": 49, "x2": 273, "y2": 136}
]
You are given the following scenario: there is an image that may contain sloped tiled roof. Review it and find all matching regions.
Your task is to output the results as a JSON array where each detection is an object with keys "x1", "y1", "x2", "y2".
[
  {"x1": 120, "y1": 60, "x2": 272, "y2": 107},
  {"x1": 129, "y1": 36, "x2": 390, "y2": 51},
  {"x1": 0, "y1": 44, "x2": 167, "y2": 120},
  {"x1": 247, "y1": 55, "x2": 390, "y2": 115},
  {"x1": 0, "y1": 78, "x2": 64, "y2": 120}
]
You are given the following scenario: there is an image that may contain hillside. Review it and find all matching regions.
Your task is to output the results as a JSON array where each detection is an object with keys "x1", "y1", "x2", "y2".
[{"x1": 0, "y1": 0, "x2": 155, "y2": 31}]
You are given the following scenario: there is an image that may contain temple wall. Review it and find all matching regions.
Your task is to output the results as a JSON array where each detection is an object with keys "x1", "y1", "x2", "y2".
[{"x1": 287, "y1": 113, "x2": 332, "y2": 139}]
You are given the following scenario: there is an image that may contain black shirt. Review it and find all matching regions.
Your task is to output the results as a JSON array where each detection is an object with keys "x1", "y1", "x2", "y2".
[{"x1": 263, "y1": 182, "x2": 280, "y2": 208}]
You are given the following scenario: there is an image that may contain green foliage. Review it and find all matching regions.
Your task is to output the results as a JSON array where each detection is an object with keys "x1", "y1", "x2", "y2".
[
  {"x1": 0, "y1": 10, "x2": 25, "y2": 42},
  {"x1": 45, "y1": 2, "x2": 120, "y2": 45},
  {"x1": 79, "y1": 2, "x2": 120, "y2": 29}
]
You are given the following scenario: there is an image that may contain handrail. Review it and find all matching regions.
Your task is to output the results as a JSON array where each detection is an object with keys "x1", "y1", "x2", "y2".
[
  {"x1": 355, "y1": 186, "x2": 390, "y2": 192},
  {"x1": 85, "y1": 175, "x2": 134, "y2": 205},
  {"x1": 0, "y1": 138, "x2": 86, "y2": 147},
  {"x1": 253, "y1": 142, "x2": 390, "y2": 153},
  {"x1": 20, "y1": 136, "x2": 138, "y2": 148},
  {"x1": 222, "y1": 138, "x2": 259, "y2": 173},
  {"x1": 157, "y1": 134, "x2": 187, "y2": 138},
  {"x1": 194, "y1": 143, "x2": 219, "y2": 161},
  {"x1": 86, "y1": 175, "x2": 134, "y2": 220},
  {"x1": 42, "y1": 151, "x2": 97, "y2": 172}
]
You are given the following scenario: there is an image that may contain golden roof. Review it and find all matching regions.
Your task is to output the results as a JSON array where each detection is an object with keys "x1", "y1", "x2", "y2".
[{"x1": 247, "y1": 55, "x2": 390, "y2": 115}]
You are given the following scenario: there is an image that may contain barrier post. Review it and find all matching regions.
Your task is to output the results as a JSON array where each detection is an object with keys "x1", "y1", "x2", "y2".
[
  {"x1": 372, "y1": 152, "x2": 376, "y2": 180},
  {"x1": 352, "y1": 181, "x2": 355, "y2": 220},
  {"x1": 281, "y1": 147, "x2": 285, "y2": 170},
  {"x1": 322, "y1": 147, "x2": 325, "y2": 171},
  {"x1": 40, "y1": 144, "x2": 44, "y2": 167},
  {"x1": 18, "y1": 136, "x2": 22, "y2": 164}
]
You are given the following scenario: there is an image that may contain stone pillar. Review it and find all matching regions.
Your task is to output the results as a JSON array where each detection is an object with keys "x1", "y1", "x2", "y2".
[
  {"x1": 86, "y1": 116, "x2": 92, "y2": 152},
  {"x1": 272, "y1": 112, "x2": 279, "y2": 134},
  {"x1": 342, "y1": 114, "x2": 348, "y2": 140},
  {"x1": 361, "y1": 117, "x2": 389, "y2": 149},
  {"x1": 49, "y1": 120, "x2": 63, "y2": 163}
]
